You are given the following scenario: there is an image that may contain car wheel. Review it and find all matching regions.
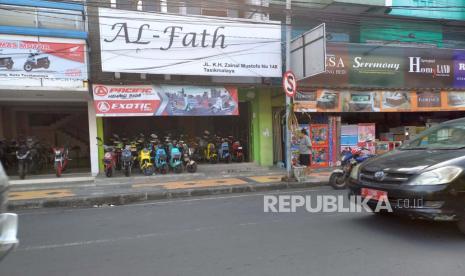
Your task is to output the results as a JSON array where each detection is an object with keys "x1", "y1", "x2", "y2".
[{"x1": 457, "y1": 219, "x2": 465, "y2": 235}]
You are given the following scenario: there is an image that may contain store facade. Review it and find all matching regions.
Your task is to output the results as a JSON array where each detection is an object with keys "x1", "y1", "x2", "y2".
[
  {"x1": 0, "y1": 0, "x2": 91, "y2": 176},
  {"x1": 295, "y1": 42, "x2": 465, "y2": 168},
  {"x1": 87, "y1": 6, "x2": 282, "y2": 173}
]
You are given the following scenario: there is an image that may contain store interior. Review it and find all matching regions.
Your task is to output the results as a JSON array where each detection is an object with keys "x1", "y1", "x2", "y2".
[{"x1": 0, "y1": 102, "x2": 90, "y2": 175}]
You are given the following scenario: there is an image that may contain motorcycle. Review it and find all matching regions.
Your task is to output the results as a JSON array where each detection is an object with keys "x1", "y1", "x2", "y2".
[
  {"x1": 169, "y1": 143, "x2": 183, "y2": 174},
  {"x1": 181, "y1": 142, "x2": 197, "y2": 173},
  {"x1": 218, "y1": 140, "x2": 231, "y2": 163},
  {"x1": 23, "y1": 53, "x2": 50, "y2": 72},
  {"x1": 155, "y1": 145, "x2": 169, "y2": 174},
  {"x1": 205, "y1": 141, "x2": 218, "y2": 164},
  {"x1": 329, "y1": 147, "x2": 375, "y2": 190},
  {"x1": 139, "y1": 145, "x2": 154, "y2": 176},
  {"x1": 112, "y1": 134, "x2": 124, "y2": 170},
  {"x1": 52, "y1": 146, "x2": 69, "y2": 177},
  {"x1": 121, "y1": 145, "x2": 133, "y2": 177},
  {"x1": 98, "y1": 138, "x2": 116, "y2": 177},
  {"x1": 16, "y1": 144, "x2": 31, "y2": 180},
  {"x1": 232, "y1": 140, "x2": 244, "y2": 162}
]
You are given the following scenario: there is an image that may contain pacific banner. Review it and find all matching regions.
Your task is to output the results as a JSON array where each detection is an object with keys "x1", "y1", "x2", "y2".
[{"x1": 93, "y1": 84, "x2": 239, "y2": 117}]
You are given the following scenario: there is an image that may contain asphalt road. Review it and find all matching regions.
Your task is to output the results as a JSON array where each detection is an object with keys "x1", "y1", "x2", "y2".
[{"x1": 2, "y1": 187, "x2": 465, "y2": 276}]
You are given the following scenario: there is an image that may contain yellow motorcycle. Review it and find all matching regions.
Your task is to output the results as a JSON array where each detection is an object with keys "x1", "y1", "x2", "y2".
[
  {"x1": 138, "y1": 146, "x2": 154, "y2": 176},
  {"x1": 204, "y1": 142, "x2": 218, "y2": 164}
]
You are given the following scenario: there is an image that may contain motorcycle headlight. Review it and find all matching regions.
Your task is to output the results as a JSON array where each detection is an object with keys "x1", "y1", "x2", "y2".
[
  {"x1": 409, "y1": 166, "x2": 462, "y2": 186},
  {"x1": 350, "y1": 164, "x2": 361, "y2": 180}
]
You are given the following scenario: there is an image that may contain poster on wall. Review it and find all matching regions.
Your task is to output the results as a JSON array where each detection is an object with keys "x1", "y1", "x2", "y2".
[
  {"x1": 0, "y1": 36, "x2": 87, "y2": 88},
  {"x1": 416, "y1": 91, "x2": 442, "y2": 109},
  {"x1": 294, "y1": 89, "x2": 317, "y2": 112},
  {"x1": 316, "y1": 90, "x2": 341, "y2": 112},
  {"x1": 98, "y1": 7, "x2": 282, "y2": 77},
  {"x1": 447, "y1": 91, "x2": 465, "y2": 107},
  {"x1": 93, "y1": 84, "x2": 239, "y2": 116},
  {"x1": 341, "y1": 91, "x2": 380, "y2": 112},
  {"x1": 381, "y1": 91, "x2": 412, "y2": 111}
]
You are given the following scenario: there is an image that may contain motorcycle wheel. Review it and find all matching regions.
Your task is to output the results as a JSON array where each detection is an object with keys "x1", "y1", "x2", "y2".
[
  {"x1": 18, "y1": 163, "x2": 26, "y2": 180},
  {"x1": 23, "y1": 63, "x2": 33, "y2": 72},
  {"x1": 56, "y1": 163, "x2": 62, "y2": 177},
  {"x1": 174, "y1": 165, "x2": 183, "y2": 174},
  {"x1": 143, "y1": 166, "x2": 154, "y2": 176},
  {"x1": 160, "y1": 164, "x2": 168, "y2": 174},
  {"x1": 105, "y1": 168, "x2": 113, "y2": 177},
  {"x1": 125, "y1": 166, "x2": 131, "y2": 177},
  {"x1": 329, "y1": 172, "x2": 347, "y2": 190},
  {"x1": 225, "y1": 156, "x2": 231, "y2": 164},
  {"x1": 187, "y1": 163, "x2": 197, "y2": 173}
]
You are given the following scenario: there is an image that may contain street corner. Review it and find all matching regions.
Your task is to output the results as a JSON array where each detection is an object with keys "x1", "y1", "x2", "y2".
[{"x1": 8, "y1": 189, "x2": 75, "y2": 201}]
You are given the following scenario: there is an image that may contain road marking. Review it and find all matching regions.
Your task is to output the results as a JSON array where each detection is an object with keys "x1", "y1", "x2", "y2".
[
  {"x1": 133, "y1": 177, "x2": 247, "y2": 189},
  {"x1": 247, "y1": 175, "x2": 284, "y2": 183},
  {"x1": 9, "y1": 189, "x2": 75, "y2": 201}
]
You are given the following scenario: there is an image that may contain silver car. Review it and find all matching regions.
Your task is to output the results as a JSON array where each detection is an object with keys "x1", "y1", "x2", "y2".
[{"x1": 0, "y1": 164, "x2": 18, "y2": 261}]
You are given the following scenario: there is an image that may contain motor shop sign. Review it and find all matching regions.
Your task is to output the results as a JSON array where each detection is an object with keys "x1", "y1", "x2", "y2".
[
  {"x1": 0, "y1": 35, "x2": 88, "y2": 88},
  {"x1": 98, "y1": 7, "x2": 282, "y2": 77},
  {"x1": 93, "y1": 85, "x2": 161, "y2": 116},
  {"x1": 93, "y1": 84, "x2": 239, "y2": 117}
]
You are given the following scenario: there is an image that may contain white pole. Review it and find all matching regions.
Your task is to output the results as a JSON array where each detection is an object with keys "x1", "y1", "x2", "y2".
[
  {"x1": 88, "y1": 100, "x2": 99, "y2": 176},
  {"x1": 285, "y1": 0, "x2": 292, "y2": 179}
]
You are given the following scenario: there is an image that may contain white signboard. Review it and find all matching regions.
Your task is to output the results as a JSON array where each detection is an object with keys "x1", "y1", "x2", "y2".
[
  {"x1": 98, "y1": 8, "x2": 282, "y2": 77},
  {"x1": 0, "y1": 35, "x2": 88, "y2": 89},
  {"x1": 291, "y1": 23, "x2": 326, "y2": 80}
]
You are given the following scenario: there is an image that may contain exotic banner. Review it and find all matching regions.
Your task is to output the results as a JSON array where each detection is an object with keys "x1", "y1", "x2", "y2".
[
  {"x1": 93, "y1": 84, "x2": 239, "y2": 117},
  {"x1": 98, "y1": 8, "x2": 282, "y2": 77},
  {"x1": 0, "y1": 36, "x2": 87, "y2": 88},
  {"x1": 294, "y1": 89, "x2": 465, "y2": 113}
]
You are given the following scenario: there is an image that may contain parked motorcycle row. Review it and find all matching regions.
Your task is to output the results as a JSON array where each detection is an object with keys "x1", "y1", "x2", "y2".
[
  {"x1": 98, "y1": 131, "x2": 245, "y2": 177},
  {"x1": 0, "y1": 137, "x2": 70, "y2": 179}
]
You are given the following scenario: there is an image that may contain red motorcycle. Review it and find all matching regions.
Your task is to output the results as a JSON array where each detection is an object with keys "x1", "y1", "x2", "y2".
[
  {"x1": 103, "y1": 145, "x2": 116, "y2": 177},
  {"x1": 232, "y1": 140, "x2": 244, "y2": 162},
  {"x1": 52, "y1": 146, "x2": 69, "y2": 177}
]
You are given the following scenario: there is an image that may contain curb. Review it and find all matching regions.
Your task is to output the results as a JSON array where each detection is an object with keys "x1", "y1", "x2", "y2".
[{"x1": 8, "y1": 181, "x2": 328, "y2": 211}]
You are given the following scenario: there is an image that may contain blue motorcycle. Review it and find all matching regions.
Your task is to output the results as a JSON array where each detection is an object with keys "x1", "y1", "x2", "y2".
[
  {"x1": 218, "y1": 141, "x2": 231, "y2": 163},
  {"x1": 169, "y1": 145, "x2": 183, "y2": 174},
  {"x1": 329, "y1": 147, "x2": 375, "y2": 190},
  {"x1": 155, "y1": 146, "x2": 169, "y2": 174}
]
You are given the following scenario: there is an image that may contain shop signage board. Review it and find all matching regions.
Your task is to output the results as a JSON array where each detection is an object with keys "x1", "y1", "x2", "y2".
[
  {"x1": 98, "y1": 8, "x2": 282, "y2": 77},
  {"x1": 93, "y1": 84, "x2": 239, "y2": 117},
  {"x1": 294, "y1": 89, "x2": 465, "y2": 113},
  {"x1": 0, "y1": 35, "x2": 87, "y2": 88},
  {"x1": 299, "y1": 43, "x2": 465, "y2": 89}
]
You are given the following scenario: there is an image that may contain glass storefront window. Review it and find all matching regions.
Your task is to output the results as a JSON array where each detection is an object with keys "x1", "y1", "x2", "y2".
[
  {"x1": 0, "y1": 5, "x2": 84, "y2": 31},
  {"x1": 0, "y1": 6, "x2": 37, "y2": 28},
  {"x1": 37, "y1": 9, "x2": 83, "y2": 31}
]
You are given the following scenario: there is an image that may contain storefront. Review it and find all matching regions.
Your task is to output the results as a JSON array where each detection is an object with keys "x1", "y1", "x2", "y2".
[
  {"x1": 0, "y1": 32, "x2": 90, "y2": 176},
  {"x1": 293, "y1": 42, "x2": 465, "y2": 168},
  {"x1": 89, "y1": 7, "x2": 283, "y2": 173}
]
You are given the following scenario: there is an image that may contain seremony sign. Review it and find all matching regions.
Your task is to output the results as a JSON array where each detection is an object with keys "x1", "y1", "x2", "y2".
[
  {"x1": 93, "y1": 84, "x2": 239, "y2": 117},
  {"x1": 98, "y1": 8, "x2": 282, "y2": 77}
]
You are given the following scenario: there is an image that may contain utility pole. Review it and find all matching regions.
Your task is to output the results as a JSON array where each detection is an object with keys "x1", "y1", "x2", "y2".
[{"x1": 285, "y1": 0, "x2": 292, "y2": 179}]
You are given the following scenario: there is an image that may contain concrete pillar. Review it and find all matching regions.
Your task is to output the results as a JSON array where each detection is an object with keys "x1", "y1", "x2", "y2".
[
  {"x1": 87, "y1": 100, "x2": 99, "y2": 176},
  {"x1": 97, "y1": 117, "x2": 104, "y2": 173}
]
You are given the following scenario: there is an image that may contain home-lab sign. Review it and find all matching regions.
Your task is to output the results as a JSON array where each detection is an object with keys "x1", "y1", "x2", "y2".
[{"x1": 98, "y1": 8, "x2": 282, "y2": 77}]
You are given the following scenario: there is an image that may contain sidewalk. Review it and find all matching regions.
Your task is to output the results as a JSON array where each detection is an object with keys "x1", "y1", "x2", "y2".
[{"x1": 7, "y1": 166, "x2": 331, "y2": 210}]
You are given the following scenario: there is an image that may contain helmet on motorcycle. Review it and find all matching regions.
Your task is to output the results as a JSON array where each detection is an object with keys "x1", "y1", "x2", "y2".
[{"x1": 351, "y1": 148, "x2": 361, "y2": 155}]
